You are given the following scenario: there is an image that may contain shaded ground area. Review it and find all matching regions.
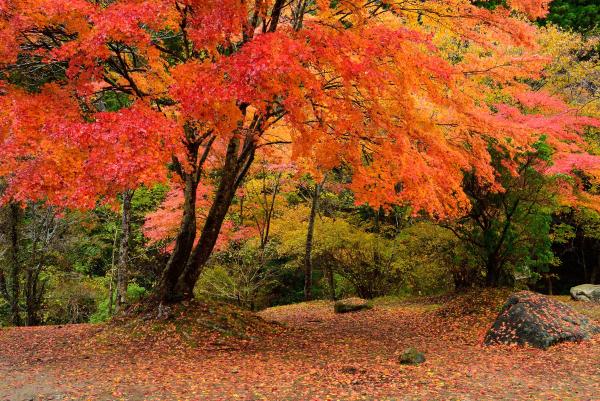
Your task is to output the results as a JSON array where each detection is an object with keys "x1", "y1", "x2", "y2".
[{"x1": 0, "y1": 294, "x2": 599, "y2": 401}]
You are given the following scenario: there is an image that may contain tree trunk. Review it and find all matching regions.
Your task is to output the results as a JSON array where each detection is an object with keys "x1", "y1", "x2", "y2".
[
  {"x1": 25, "y1": 268, "x2": 44, "y2": 326},
  {"x1": 326, "y1": 264, "x2": 336, "y2": 301},
  {"x1": 115, "y1": 189, "x2": 134, "y2": 313},
  {"x1": 155, "y1": 176, "x2": 199, "y2": 303},
  {"x1": 107, "y1": 226, "x2": 119, "y2": 316},
  {"x1": 304, "y1": 182, "x2": 322, "y2": 301},
  {"x1": 176, "y1": 138, "x2": 254, "y2": 299},
  {"x1": 590, "y1": 252, "x2": 599, "y2": 284},
  {"x1": 485, "y1": 257, "x2": 501, "y2": 288},
  {"x1": 7, "y1": 203, "x2": 21, "y2": 326}
]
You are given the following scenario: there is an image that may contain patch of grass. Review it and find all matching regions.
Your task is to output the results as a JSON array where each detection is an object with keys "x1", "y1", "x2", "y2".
[{"x1": 372, "y1": 294, "x2": 448, "y2": 312}]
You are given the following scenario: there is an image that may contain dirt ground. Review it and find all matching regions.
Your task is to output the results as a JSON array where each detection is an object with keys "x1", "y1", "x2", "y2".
[{"x1": 0, "y1": 295, "x2": 598, "y2": 401}]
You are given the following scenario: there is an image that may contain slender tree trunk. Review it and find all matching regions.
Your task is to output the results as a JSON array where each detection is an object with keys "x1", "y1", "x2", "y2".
[
  {"x1": 304, "y1": 181, "x2": 322, "y2": 301},
  {"x1": 0, "y1": 264, "x2": 7, "y2": 304},
  {"x1": 115, "y1": 189, "x2": 134, "y2": 313},
  {"x1": 155, "y1": 176, "x2": 199, "y2": 302},
  {"x1": 7, "y1": 203, "x2": 21, "y2": 326},
  {"x1": 326, "y1": 264, "x2": 336, "y2": 301},
  {"x1": 107, "y1": 226, "x2": 119, "y2": 315}
]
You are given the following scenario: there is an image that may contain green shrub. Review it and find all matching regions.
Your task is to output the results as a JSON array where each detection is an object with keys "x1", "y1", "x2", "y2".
[
  {"x1": 196, "y1": 241, "x2": 278, "y2": 310},
  {"x1": 90, "y1": 282, "x2": 148, "y2": 323},
  {"x1": 44, "y1": 274, "x2": 106, "y2": 324},
  {"x1": 395, "y1": 222, "x2": 465, "y2": 295}
]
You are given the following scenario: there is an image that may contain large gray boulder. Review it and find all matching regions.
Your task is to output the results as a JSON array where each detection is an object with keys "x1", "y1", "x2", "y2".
[
  {"x1": 570, "y1": 284, "x2": 600, "y2": 302},
  {"x1": 484, "y1": 291, "x2": 600, "y2": 349}
]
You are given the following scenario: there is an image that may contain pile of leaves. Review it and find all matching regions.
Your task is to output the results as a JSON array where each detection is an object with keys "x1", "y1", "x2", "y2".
[
  {"x1": 103, "y1": 299, "x2": 283, "y2": 350},
  {"x1": 436, "y1": 288, "x2": 515, "y2": 319}
]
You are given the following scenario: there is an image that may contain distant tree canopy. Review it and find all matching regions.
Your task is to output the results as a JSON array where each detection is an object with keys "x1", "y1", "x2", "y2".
[
  {"x1": 546, "y1": 0, "x2": 600, "y2": 33},
  {"x1": 475, "y1": 0, "x2": 600, "y2": 33}
]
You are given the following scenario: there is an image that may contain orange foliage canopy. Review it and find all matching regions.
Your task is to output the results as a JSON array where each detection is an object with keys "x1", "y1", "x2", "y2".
[{"x1": 0, "y1": 0, "x2": 596, "y2": 218}]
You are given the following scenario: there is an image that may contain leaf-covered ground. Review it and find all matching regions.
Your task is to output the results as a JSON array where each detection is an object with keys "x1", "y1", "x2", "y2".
[{"x1": 1, "y1": 294, "x2": 599, "y2": 401}]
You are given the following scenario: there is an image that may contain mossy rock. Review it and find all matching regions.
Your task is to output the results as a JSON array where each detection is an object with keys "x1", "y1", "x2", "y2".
[
  {"x1": 399, "y1": 347, "x2": 425, "y2": 365},
  {"x1": 334, "y1": 298, "x2": 372, "y2": 314},
  {"x1": 484, "y1": 291, "x2": 600, "y2": 349}
]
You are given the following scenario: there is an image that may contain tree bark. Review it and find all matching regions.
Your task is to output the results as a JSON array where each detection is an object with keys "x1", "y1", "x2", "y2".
[
  {"x1": 107, "y1": 225, "x2": 119, "y2": 315},
  {"x1": 7, "y1": 203, "x2": 21, "y2": 326},
  {"x1": 304, "y1": 181, "x2": 322, "y2": 301},
  {"x1": 155, "y1": 175, "x2": 199, "y2": 302},
  {"x1": 590, "y1": 252, "x2": 599, "y2": 284},
  {"x1": 25, "y1": 268, "x2": 44, "y2": 326},
  {"x1": 176, "y1": 137, "x2": 255, "y2": 299},
  {"x1": 115, "y1": 189, "x2": 134, "y2": 313},
  {"x1": 326, "y1": 264, "x2": 336, "y2": 301},
  {"x1": 485, "y1": 257, "x2": 501, "y2": 287}
]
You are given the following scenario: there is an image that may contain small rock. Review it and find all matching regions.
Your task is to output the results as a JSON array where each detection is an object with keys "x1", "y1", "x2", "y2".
[
  {"x1": 334, "y1": 298, "x2": 372, "y2": 314},
  {"x1": 340, "y1": 366, "x2": 358, "y2": 374},
  {"x1": 399, "y1": 347, "x2": 425, "y2": 365},
  {"x1": 570, "y1": 284, "x2": 600, "y2": 303}
]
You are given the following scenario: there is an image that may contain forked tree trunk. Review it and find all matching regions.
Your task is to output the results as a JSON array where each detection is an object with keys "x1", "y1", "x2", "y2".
[
  {"x1": 156, "y1": 136, "x2": 255, "y2": 303},
  {"x1": 115, "y1": 190, "x2": 134, "y2": 313},
  {"x1": 176, "y1": 138, "x2": 254, "y2": 299}
]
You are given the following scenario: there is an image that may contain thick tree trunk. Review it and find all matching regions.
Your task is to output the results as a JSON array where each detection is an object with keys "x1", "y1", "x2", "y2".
[
  {"x1": 304, "y1": 182, "x2": 321, "y2": 301},
  {"x1": 155, "y1": 176, "x2": 199, "y2": 302},
  {"x1": 176, "y1": 186, "x2": 237, "y2": 298},
  {"x1": 115, "y1": 190, "x2": 134, "y2": 313},
  {"x1": 485, "y1": 257, "x2": 501, "y2": 288},
  {"x1": 7, "y1": 203, "x2": 21, "y2": 326},
  {"x1": 590, "y1": 253, "x2": 599, "y2": 284}
]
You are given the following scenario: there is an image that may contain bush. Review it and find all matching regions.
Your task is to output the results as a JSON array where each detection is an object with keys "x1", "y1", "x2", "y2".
[
  {"x1": 196, "y1": 241, "x2": 279, "y2": 310},
  {"x1": 273, "y1": 209, "x2": 404, "y2": 299},
  {"x1": 395, "y1": 222, "x2": 471, "y2": 295},
  {"x1": 44, "y1": 273, "x2": 106, "y2": 324},
  {"x1": 90, "y1": 282, "x2": 148, "y2": 323}
]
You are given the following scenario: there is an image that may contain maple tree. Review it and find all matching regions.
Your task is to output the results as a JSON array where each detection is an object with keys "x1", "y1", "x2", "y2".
[{"x1": 1, "y1": 0, "x2": 599, "y2": 304}]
